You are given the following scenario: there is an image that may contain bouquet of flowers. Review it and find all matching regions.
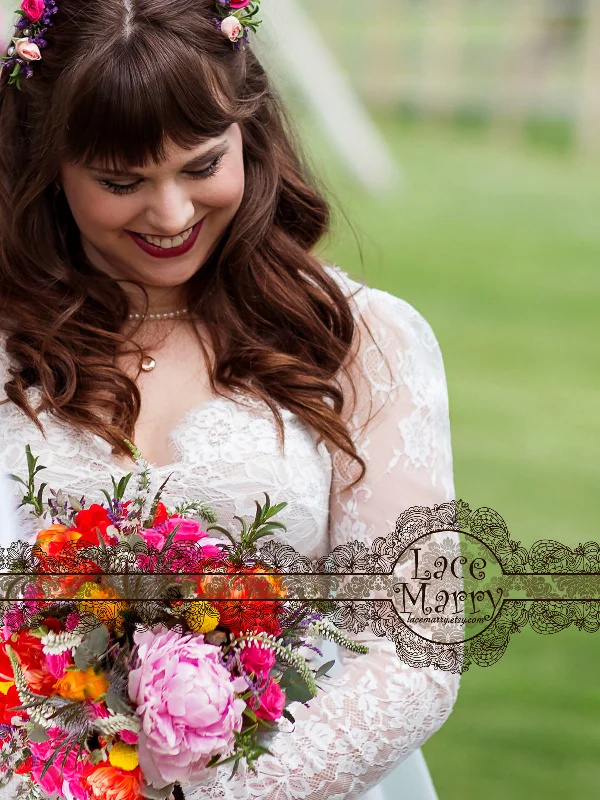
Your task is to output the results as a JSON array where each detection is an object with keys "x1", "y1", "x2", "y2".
[{"x1": 0, "y1": 443, "x2": 368, "y2": 800}]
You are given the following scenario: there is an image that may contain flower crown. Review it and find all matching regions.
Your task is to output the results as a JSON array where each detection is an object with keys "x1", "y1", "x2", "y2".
[{"x1": 1, "y1": 0, "x2": 262, "y2": 90}]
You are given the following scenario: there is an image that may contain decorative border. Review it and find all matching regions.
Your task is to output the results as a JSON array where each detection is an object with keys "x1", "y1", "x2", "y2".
[{"x1": 3, "y1": 499, "x2": 600, "y2": 672}]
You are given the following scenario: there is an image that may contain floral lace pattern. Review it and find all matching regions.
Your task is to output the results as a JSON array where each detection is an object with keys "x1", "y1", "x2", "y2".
[{"x1": 0, "y1": 264, "x2": 460, "y2": 799}]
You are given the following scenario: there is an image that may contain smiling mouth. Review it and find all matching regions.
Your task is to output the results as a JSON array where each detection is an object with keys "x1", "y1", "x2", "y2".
[{"x1": 133, "y1": 222, "x2": 197, "y2": 238}]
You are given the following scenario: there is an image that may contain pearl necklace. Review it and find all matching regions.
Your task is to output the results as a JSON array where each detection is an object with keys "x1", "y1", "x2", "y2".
[
  {"x1": 127, "y1": 307, "x2": 189, "y2": 321},
  {"x1": 126, "y1": 307, "x2": 191, "y2": 372}
]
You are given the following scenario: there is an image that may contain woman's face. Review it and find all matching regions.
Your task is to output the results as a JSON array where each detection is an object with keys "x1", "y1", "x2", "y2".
[{"x1": 59, "y1": 123, "x2": 245, "y2": 305}]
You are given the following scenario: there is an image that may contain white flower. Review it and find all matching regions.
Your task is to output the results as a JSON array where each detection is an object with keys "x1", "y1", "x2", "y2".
[
  {"x1": 40, "y1": 630, "x2": 84, "y2": 655},
  {"x1": 221, "y1": 15, "x2": 243, "y2": 42}
]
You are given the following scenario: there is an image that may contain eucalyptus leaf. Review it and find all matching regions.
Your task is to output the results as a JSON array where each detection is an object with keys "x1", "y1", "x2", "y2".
[
  {"x1": 28, "y1": 725, "x2": 50, "y2": 743},
  {"x1": 87, "y1": 624, "x2": 110, "y2": 657},
  {"x1": 315, "y1": 659, "x2": 336, "y2": 679},
  {"x1": 117, "y1": 472, "x2": 133, "y2": 500},
  {"x1": 279, "y1": 667, "x2": 313, "y2": 704},
  {"x1": 73, "y1": 642, "x2": 94, "y2": 671}
]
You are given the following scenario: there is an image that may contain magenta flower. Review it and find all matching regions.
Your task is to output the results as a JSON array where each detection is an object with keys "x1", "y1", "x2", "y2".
[
  {"x1": 229, "y1": 0, "x2": 252, "y2": 8},
  {"x1": 120, "y1": 728, "x2": 139, "y2": 745},
  {"x1": 240, "y1": 642, "x2": 276, "y2": 680},
  {"x1": 30, "y1": 727, "x2": 95, "y2": 799},
  {"x1": 142, "y1": 516, "x2": 223, "y2": 560},
  {"x1": 65, "y1": 611, "x2": 81, "y2": 632},
  {"x1": 128, "y1": 625, "x2": 247, "y2": 789},
  {"x1": 44, "y1": 650, "x2": 71, "y2": 680},
  {"x1": 20, "y1": 0, "x2": 45, "y2": 23},
  {"x1": 253, "y1": 678, "x2": 286, "y2": 721}
]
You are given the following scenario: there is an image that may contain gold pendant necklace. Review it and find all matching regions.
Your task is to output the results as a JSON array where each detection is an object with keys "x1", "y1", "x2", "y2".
[
  {"x1": 141, "y1": 356, "x2": 157, "y2": 372},
  {"x1": 130, "y1": 307, "x2": 191, "y2": 374}
]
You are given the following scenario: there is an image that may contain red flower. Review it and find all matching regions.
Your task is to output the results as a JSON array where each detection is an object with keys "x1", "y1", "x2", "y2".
[
  {"x1": 14, "y1": 754, "x2": 33, "y2": 775},
  {"x1": 40, "y1": 617, "x2": 63, "y2": 634},
  {"x1": 199, "y1": 563, "x2": 285, "y2": 637},
  {"x1": 151, "y1": 502, "x2": 169, "y2": 526},
  {"x1": 74, "y1": 505, "x2": 114, "y2": 547},
  {"x1": 213, "y1": 598, "x2": 283, "y2": 638},
  {"x1": 9, "y1": 632, "x2": 56, "y2": 695},
  {"x1": 0, "y1": 682, "x2": 25, "y2": 726},
  {"x1": 0, "y1": 636, "x2": 30, "y2": 724},
  {"x1": 0, "y1": 641, "x2": 15, "y2": 684}
]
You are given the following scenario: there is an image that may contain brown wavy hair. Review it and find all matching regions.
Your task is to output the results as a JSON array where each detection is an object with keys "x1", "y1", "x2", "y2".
[{"x1": 0, "y1": 0, "x2": 389, "y2": 489}]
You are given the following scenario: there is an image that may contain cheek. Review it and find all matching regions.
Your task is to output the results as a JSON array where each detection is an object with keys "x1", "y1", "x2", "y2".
[
  {"x1": 64, "y1": 179, "x2": 133, "y2": 232},
  {"x1": 200, "y1": 163, "x2": 245, "y2": 210}
]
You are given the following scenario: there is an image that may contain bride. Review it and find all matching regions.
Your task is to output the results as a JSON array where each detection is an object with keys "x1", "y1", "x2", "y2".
[{"x1": 0, "y1": 0, "x2": 460, "y2": 797}]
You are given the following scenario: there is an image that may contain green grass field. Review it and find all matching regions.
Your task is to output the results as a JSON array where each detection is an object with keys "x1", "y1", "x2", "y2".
[{"x1": 301, "y1": 114, "x2": 600, "y2": 799}]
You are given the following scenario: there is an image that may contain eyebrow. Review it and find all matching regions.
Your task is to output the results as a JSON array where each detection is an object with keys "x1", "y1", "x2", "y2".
[{"x1": 87, "y1": 141, "x2": 228, "y2": 177}]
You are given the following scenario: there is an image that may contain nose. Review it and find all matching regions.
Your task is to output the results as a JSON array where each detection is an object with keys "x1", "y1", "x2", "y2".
[{"x1": 142, "y1": 183, "x2": 197, "y2": 237}]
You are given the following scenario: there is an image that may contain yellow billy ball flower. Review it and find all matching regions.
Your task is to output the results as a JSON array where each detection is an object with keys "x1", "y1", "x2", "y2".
[
  {"x1": 185, "y1": 601, "x2": 220, "y2": 633},
  {"x1": 74, "y1": 581, "x2": 128, "y2": 635},
  {"x1": 108, "y1": 741, "x2": 139, "y2": 771}
]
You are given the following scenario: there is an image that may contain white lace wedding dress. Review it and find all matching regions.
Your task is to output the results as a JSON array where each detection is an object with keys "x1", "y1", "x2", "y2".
[{"x1": 0, "y1": 263, "x2": 460, "y2": 799}]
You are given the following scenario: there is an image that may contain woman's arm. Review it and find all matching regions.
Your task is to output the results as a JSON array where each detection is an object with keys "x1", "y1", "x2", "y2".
[{"x1": 183, "y1": 272, "x2": 461, "y2": 799}]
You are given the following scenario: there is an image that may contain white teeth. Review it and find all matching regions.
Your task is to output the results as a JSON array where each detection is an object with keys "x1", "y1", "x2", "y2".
[{"x1": 138, "y1": 224, "x2": 194, "y2": 249}]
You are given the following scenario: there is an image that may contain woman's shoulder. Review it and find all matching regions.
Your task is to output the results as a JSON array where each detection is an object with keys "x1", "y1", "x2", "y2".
[{"x1": 320, "y1": 261, "x2": 443, "y2": 359}]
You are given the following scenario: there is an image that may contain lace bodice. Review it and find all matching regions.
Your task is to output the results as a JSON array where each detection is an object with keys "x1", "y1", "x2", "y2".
[{"x1": 0, "y1": 264, "x2": 460, "y2": 799}]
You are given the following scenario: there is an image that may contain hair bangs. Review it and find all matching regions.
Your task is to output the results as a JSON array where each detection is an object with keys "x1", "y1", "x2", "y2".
[{"x1": 57, "y1": 35, "x2": 243, "y2": 173}]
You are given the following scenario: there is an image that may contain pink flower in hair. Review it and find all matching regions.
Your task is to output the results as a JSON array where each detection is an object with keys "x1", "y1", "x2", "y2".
[
  {"x1": 220, "y1": 15, "x2": 243, "y2": 42},
  {"x1": 229, "y1": 0, "x2": 252, "y2": 8},
  {"x1": 20, "y1": 0, "x2": 45, "y2": 23},
  {"x1": 14, "y1": 38, "x2": 42, "y2": 62}
]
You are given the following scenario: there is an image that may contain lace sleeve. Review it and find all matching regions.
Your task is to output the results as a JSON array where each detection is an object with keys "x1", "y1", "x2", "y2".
[
  {"x1": 183, "y1": 270, "x2": 461, "y2": 799},
  {"x1": 0, "y1": 332, "x2": 40, "y2": 546}
]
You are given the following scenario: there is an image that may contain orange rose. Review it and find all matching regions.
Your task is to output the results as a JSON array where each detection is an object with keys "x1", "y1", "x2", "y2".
[
  {"x1": 36, "y1": 524, "x2": 82, "y2": 557},
  {"x1": 54, "y1": 667, "x2": 108, "y2": 702},
  {"x1": 199, "y1": 563, "x2": 287, "y2": 601},
  {"x1": 248, "y1": 564, "x2": 288, "y2": 599}
]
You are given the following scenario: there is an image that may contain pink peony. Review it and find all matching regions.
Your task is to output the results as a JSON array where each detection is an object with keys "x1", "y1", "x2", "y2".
[
  {"x1": 14, "y1": 38, "x2": 41, "y2": 62},
  {"x1": 220, "y1": 15, "x2": 243, "y2": 42},
  {"x1": 20, "y1": 0, "x2": 44, "y2": 23},
  {"x1": 240, "y1": 643, "x2": 276, "y2": 680},
  {"x1": 253, "y1": 678, "x2": 286, "y2": 721},
  {"x1": 128, "y1": 625, "x2": 247, "y2": 789},
  {"x1": 229, "y1": 0, "x2": 251, "y2": 7}
]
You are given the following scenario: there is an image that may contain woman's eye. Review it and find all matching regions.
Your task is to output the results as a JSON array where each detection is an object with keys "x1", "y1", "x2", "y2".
[{"x1": 98, "y1": 154, "x2": 226, "y2": 195}]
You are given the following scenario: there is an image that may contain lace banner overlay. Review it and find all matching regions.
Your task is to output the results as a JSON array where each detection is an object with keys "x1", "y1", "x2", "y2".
[{"x1": 3, "y1": 499, "x2": 599, "y2": 675}]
